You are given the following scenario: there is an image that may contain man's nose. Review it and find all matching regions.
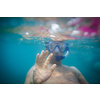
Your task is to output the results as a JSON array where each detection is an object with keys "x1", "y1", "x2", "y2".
[{"x1": 55, "y1": 47, "x2": 59, "y2": 53}]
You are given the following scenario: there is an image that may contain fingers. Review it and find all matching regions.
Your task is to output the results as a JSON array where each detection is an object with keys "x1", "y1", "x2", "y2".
[
  {"x1": 39, "y1": 50, "x2": 45, "y2": 66},
  {"x1": 39, "y1": 50, "x2": 48, "y2": 63},
  {"x1": 42, "y1": 50, "x2": 48, "y2": 61},
  {"x1": 50, "y1": 64, "x2": 56, "y2": 73},
  {"x1": 43, "y1": 53, "x2": 53, "y2": 68},
  {"x1": 35, "y1": 53, "x2": 39, "y2": 63},
  {"x1": 35, "y1": 50, "x2": 49, "y2": 67},
  {"x1": 40, "y1": 50, "x2": 44, "y2": 58},
  {"x1": 40, "y1": 50, "x2": 48, "y2": 59}
]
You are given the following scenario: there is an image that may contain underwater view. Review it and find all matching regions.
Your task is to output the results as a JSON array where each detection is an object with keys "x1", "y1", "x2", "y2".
[{"x1": 0, "y1": 17, "x2": 100, "y2": 84}]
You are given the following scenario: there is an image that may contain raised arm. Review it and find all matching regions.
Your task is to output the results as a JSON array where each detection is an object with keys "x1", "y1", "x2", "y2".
[{"x1": 25, "y1": 50, "x2": 56, "y2": 84}]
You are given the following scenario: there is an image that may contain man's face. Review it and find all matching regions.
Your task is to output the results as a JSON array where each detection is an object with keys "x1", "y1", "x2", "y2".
[{"x1": 46, "y1": 41, "x2": 65, "y2": 57}]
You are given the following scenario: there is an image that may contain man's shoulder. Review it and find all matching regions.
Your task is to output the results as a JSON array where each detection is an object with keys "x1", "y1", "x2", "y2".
[
  {"x1": 70, "y1": 66, "x2": 78, "y2": 70},
  {"x1": 27, "y1": 66, "x2": 34, "y2": 76},
  {"x1": 70, "y1": 66, "x2": 79, "y2": 72},
  {"x1": 62, "y1": 65, "x2": 78, "y2": 70},
  {"x1": 63, "y1": 65, "x2": 79, "y2": 73},
  {"x1": 25, "y1": 66, "x2": 34, "y2": 84}
]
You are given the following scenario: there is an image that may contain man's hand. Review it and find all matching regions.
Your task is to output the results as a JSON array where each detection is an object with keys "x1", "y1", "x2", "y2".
[{"x1": 33, "y1": 50, "x2": 56, "y2": 84}]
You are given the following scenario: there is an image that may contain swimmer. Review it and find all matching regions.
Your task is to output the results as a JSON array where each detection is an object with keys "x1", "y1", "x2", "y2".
[{"x1": 25, "y1": 40, "x2": 88, "y2": 84}]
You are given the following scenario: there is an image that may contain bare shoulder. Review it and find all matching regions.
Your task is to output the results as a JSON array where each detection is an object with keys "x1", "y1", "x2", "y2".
[
  {"x1": 26, "y1": 66, "x2": 34, "y2": 77},
  {"x1": 24, "y1": 66, "x2": 34, "y2": 84},
  {"x1": 28, "y1": 66, "x2": 34, "y2": 74},
  {"x1": 63, "y1": 65, "x2": 79, "y2": 72},
  {"x1": 70, "y1": 66, "x2": 81, "y2": 74},
  {"x1": 70, "y1": 66, "x2": 79, "y2": 71}
]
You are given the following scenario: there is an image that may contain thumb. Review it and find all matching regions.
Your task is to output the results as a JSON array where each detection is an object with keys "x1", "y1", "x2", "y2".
[{"x1": 50, "y1": 64, "x2": 56, "y2": 73}]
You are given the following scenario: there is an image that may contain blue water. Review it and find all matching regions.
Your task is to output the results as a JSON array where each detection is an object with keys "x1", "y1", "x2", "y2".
[
  {"x1": 0, "y1": 33, "x2": 100, "y2": 84},
  {"x1": 0, "y1": 33, "x2": 45, "y2": 84}
]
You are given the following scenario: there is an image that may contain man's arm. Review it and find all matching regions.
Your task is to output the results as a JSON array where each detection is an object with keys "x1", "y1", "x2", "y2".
[
  {"x1": 72, "y1": 67, "x2": 88, "y2": 84},
  {"x1": 78, "y1": 71, "x2": 88, "y2": 84}
]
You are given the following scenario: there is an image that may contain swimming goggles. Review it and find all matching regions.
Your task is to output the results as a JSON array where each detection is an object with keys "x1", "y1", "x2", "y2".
[{"x1": 45, "y1": 40, "x2": 69, "y2": 61}]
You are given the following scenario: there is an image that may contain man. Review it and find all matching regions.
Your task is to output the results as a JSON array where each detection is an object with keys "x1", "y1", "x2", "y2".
[{"x1": 25, "y1": 40, "x2": 88, "y2": 84}]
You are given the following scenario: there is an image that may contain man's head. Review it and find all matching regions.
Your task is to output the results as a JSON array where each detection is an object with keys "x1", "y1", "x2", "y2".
[{"x1": 45, "y1": 40, "x2": 69, "y2": 61}]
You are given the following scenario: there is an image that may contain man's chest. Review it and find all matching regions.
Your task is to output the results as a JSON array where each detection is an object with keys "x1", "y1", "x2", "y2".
[{"x1": 43, "y1": 70, "x2": 80, "y2": 84}]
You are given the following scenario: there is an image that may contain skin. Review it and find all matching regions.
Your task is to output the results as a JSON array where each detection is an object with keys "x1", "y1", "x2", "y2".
[{"x1": 25, "y1": 48, "x2": 88, "y2": 84}]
